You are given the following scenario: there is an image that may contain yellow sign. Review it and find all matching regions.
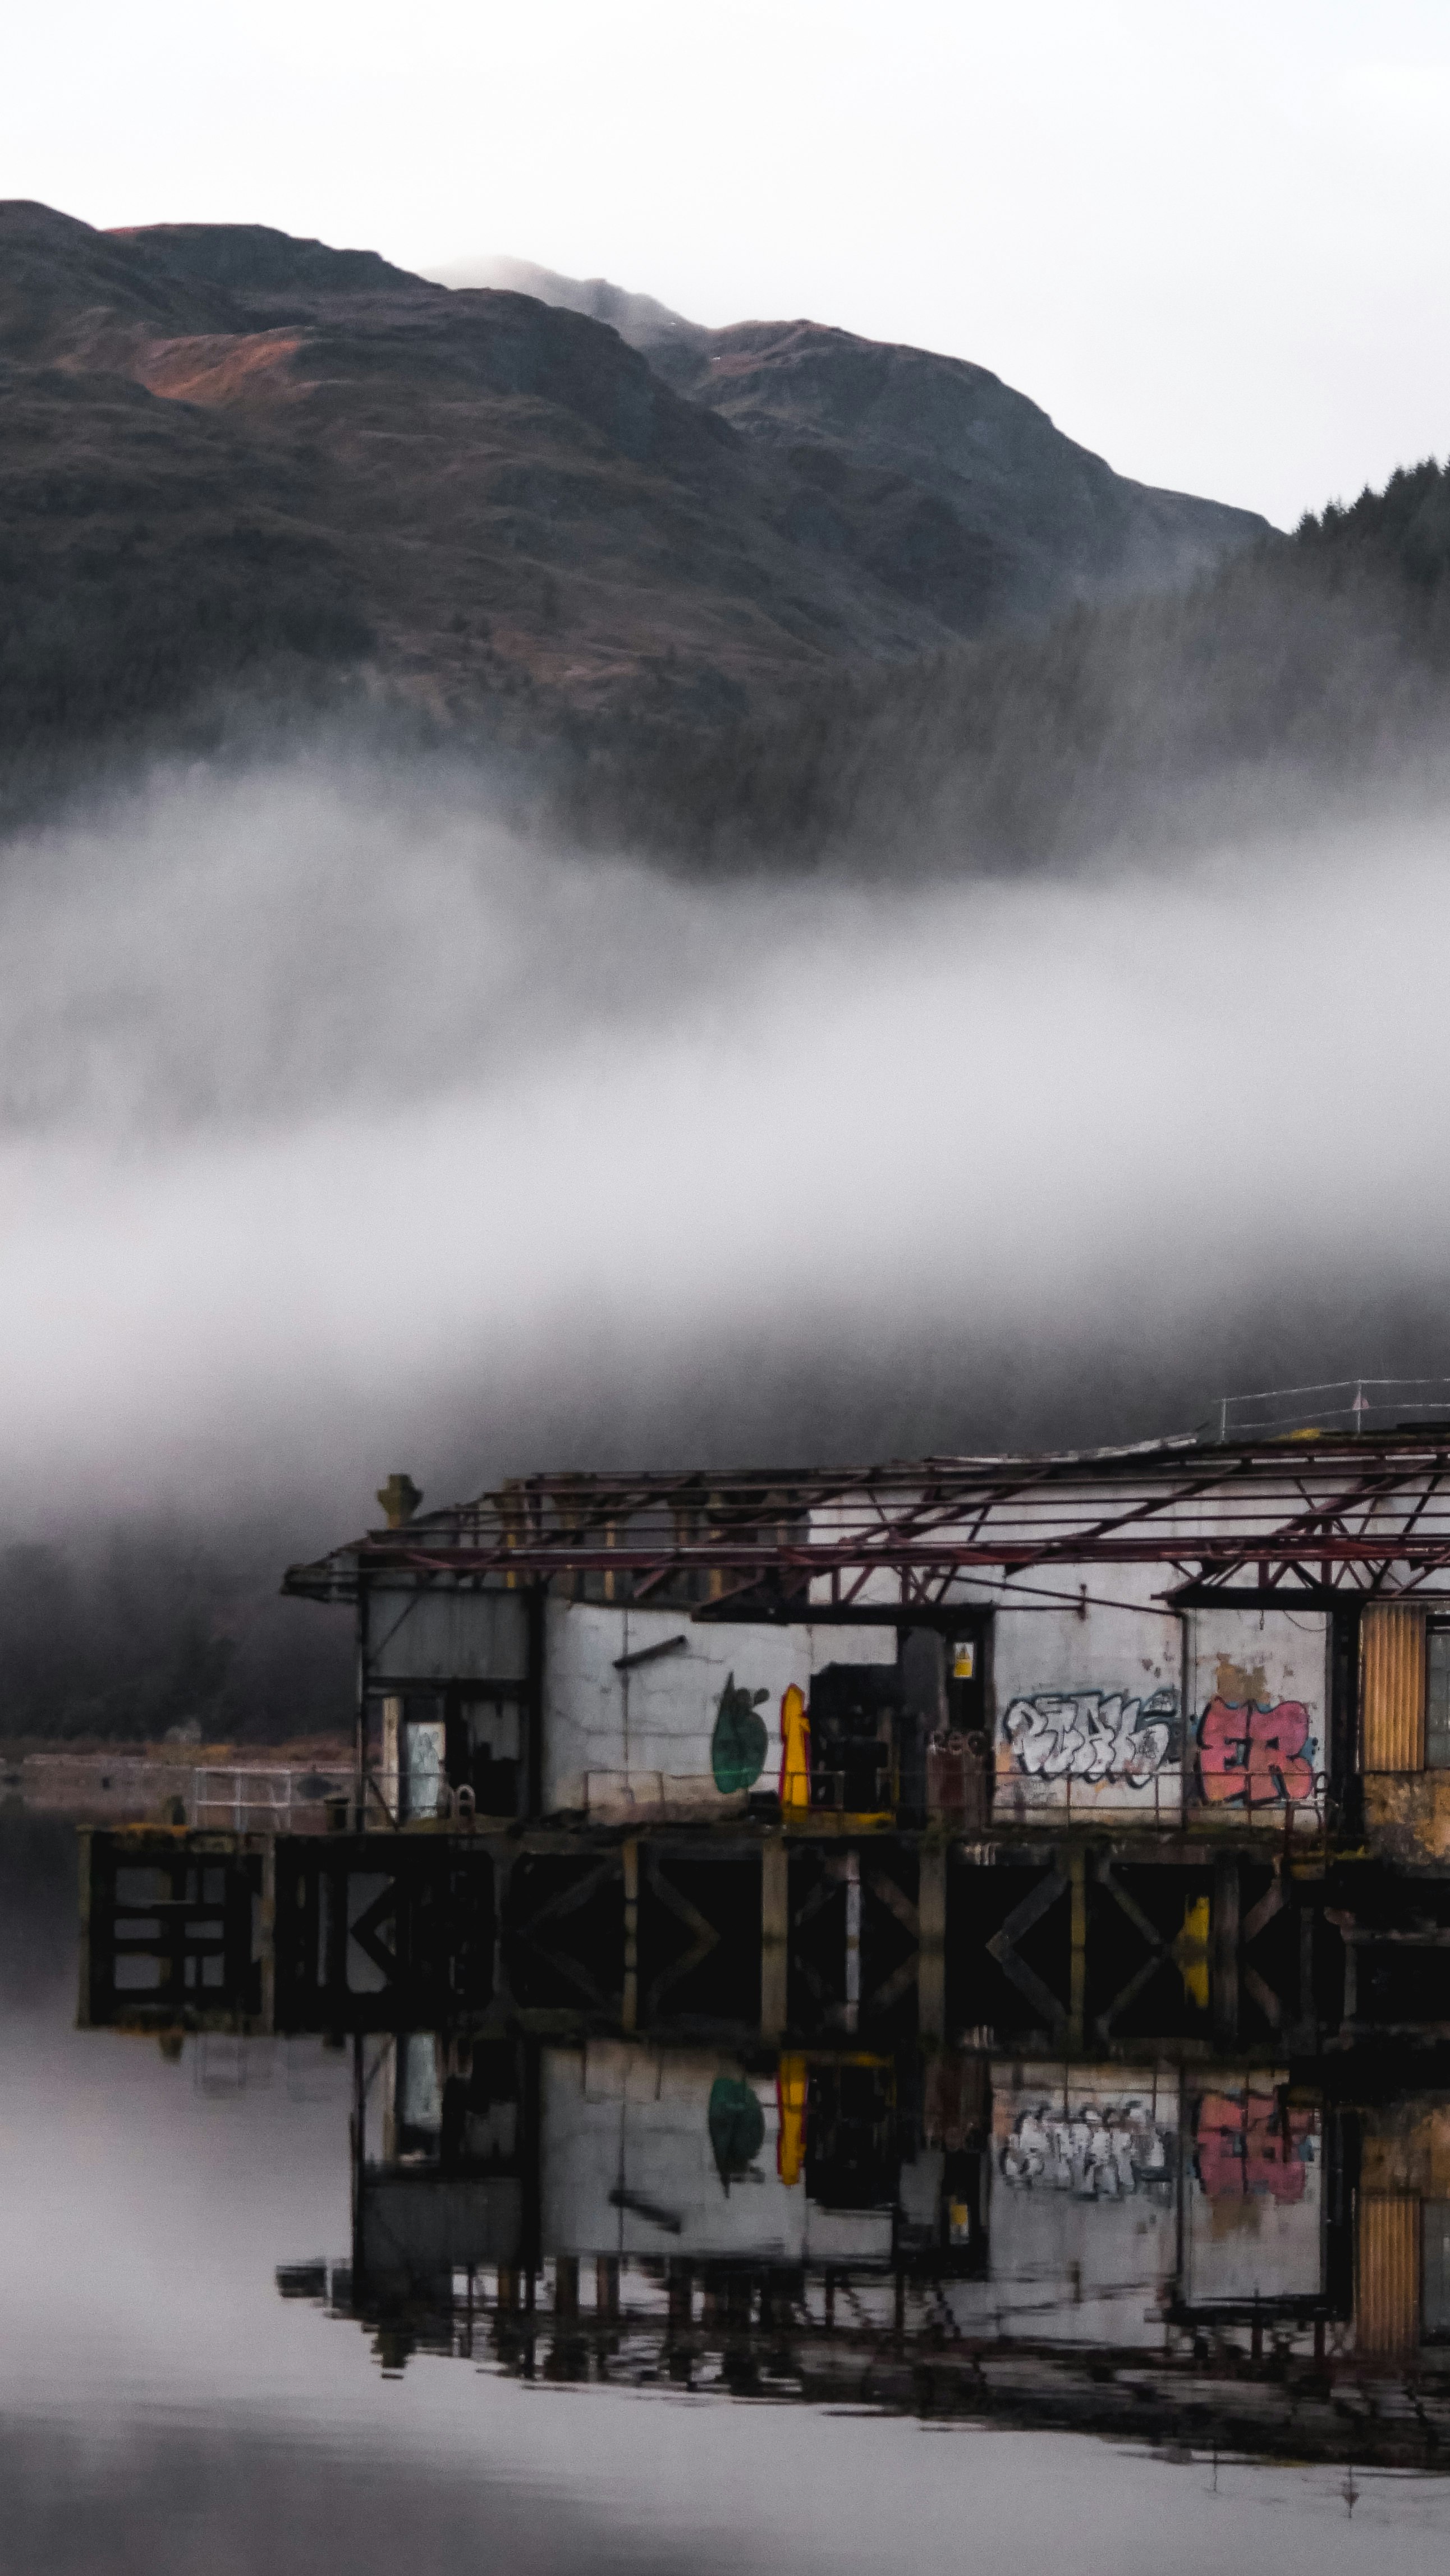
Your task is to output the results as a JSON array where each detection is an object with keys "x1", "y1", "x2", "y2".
[{"x1": 952, "y1": 1643, "x2": 975, "y2": 1680}]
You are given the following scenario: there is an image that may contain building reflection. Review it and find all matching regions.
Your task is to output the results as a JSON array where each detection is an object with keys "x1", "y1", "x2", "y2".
[
  {"x1": 267, "y1": 2028, "x2": 1450, "y2": 2462},
  {"x1": 75, "y1": 1819, "x2": 1450, "y2": 2455}
]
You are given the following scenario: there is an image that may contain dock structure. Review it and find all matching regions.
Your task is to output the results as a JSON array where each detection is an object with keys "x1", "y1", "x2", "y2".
[
  {"x1": 80, "y1": 1419, "x2": 1450, "y2": 2042},
  {"x1": 82, "y1": 1815, "x2": 1365, "y2": 2050},
  {"x1": 76, "y1": 1416, "x2": 1450, "y2": 2451}
]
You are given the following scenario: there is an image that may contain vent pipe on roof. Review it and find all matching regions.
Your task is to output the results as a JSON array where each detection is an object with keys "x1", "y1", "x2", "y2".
[{"x1": 376, "y1": 1472, "x2": 423, "y2": 1528}]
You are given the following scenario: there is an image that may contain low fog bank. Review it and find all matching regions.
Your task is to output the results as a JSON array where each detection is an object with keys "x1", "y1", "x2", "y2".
[{"x1": 3, "y1": 747, "x2": 1449, "y2": 1737}]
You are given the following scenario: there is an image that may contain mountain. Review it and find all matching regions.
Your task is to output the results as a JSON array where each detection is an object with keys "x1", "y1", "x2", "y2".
[
  {"x1": 444, "y1": 255, "x2": 706, "y2": 360},
  {"x1": 582, "y1": 456, "x2": 1450, "y2": 873},
  {"x1": 455, "y1": 256, "x2": 1265, "y2": 617},
  {"x1": 0, "y1": 201, "x2": 1269, "y2": 762}
]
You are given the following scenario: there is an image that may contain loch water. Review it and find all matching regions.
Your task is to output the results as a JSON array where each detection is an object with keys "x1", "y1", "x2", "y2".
[{"x1": 4, "y1": 1812, "x2": 1450, "y2": 2576}]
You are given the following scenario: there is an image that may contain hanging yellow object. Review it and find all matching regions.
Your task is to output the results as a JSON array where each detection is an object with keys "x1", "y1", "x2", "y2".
[
  {"x1": 779, "y1": 1683, "x2": 811, "y2": 1811},
  {"x1": 1173, "y1": 1894, "x2": 1210, "y2": 2012},
  {"x1": 777, "y1": 2053, "x2": 808, "y2": 2185}
]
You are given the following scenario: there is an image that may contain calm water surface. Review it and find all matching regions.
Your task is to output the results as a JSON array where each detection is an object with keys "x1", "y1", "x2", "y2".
[{"x1": 2, "y1": 1815, "x2": 1446, "y2": 2576}]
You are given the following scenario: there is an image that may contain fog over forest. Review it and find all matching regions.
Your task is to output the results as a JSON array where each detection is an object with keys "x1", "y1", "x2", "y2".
[
  {"x1": 2, "y1": 731, "x2": 1448, "y2": 1737},
  {"x1": 3, "y1": 430, "x2": 1450, "y2": 1741}
]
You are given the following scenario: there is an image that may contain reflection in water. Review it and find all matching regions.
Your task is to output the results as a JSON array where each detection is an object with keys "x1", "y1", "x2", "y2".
[
  {"x1": 8, "y1": 1812, "x2": 1450, "y2": 2574},
  {"x1": 66, "y1": 1813, "x2": 1450, "y2": 2467},
  {"x1": 290, "y1": 2023, "x2": 1450, "y2": 2468}
]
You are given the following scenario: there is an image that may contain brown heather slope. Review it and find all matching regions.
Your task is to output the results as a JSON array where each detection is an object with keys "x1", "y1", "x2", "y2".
[{"x1": 0, "y1": 201, "x2": 1269, "y2": 756}]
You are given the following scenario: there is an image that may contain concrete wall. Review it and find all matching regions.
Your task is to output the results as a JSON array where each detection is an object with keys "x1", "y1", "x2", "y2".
[
  {"x1": 362, "y1": 1570, "x2": 1330, "y2": 1830},
  {"x1": 1181, "y1": 2079, "x2": 1323, "y2": 2306},
  {"x1": 1186, "y1": 1608, "x2": 1327, "y2": 1820},
  {"x1": 542, "y1": 2042, "x2": 802, "y2": 2262},
  {"x1": 960, "y1": 2060, "x2": 1181, "y2": 2345},
  {"x1": 541, "y1": 1600, "x2": 895, "y2": 1818},
  {"x1": 991, "y1": 1581, "x2": 1329, "y2": 1828},
  {"x1": 1363, "y1": 1774, "x2": 1450, "y2": 1864},
  {"x1": 992, "y1": 1578, "x2": 1185, "y2": 1820},
  {"x1": 540, "y1": 2043, "x2": 891, "y2": 2265},
  {"x1": 1361, "y1": 2100, "x2": 1450, "y2": 2196},
  {"x1": 949, "y1": 2062, "x2": 1321, "y2": 2340}
]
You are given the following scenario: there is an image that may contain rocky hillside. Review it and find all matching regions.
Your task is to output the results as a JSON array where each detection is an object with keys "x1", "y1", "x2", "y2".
[
  {"x1": 468, "y1": 254, "x2": 1264, "y2": 617},
  {"x1": 0, "y1": 202, "x2": 1268, "y2": 758}
]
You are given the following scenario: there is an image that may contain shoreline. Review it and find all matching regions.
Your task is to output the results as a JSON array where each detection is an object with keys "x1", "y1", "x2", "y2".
[{"x1": 2, "y1": 1743, "x2": 352, "y2": 1824}]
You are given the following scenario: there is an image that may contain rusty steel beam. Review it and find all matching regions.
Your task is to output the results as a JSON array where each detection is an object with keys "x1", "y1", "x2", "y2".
[
  {"x1": 283, "y1": 1437, "x2": 1450, "y2": 1603},
  {"x1": 349, "y1": 1532, "x2": 1450, "y2": 1575}
]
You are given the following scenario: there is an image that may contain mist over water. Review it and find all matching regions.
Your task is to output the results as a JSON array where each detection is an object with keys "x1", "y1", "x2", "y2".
[{"x1": 3, "y1": 746, "x2": 1448, "y2": 1545}]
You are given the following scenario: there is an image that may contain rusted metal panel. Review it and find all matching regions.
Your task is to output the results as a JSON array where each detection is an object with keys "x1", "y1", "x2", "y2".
[
  {"x1": 1362, "y1": 1773, "x2": 1450, "y2": 1863},
  {"x1": 1356, "y1": 2195, "x2": 1421, "y2": 2353},
  {"x1": 1361, "y1": 1607, "x2": 1426, "y2": 1772}
]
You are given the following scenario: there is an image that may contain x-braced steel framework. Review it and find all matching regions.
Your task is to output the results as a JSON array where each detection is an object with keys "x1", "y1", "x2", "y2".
[{"x1": 284, "y1": 1435, "x2": 1450, "y2": 1610}]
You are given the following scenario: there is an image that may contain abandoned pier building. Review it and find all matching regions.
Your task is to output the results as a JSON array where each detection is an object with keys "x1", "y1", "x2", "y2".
[
  {"x1": 283, "y1": 1430, "x2": 1450, "y2": 1863},
  {"x1": 81, "y1": 1419, "x2": 1450, "y2": 2435}
]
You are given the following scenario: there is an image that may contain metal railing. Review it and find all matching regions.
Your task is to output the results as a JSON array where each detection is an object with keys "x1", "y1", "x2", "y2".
[
  {"x1": 190, "y1": 1768, "x2": 350, "y2": 1832},
  {"x1": 582, "y1": 1767, "x2": 905, "y2": 1820},
  {"x1": 993, "y1": 1763, "x2": 1338, "y2": 1842},
  {"x1": 361, "y1": 1768, "x2": 517, "y2": 1828},
  {"x1": 1215, "y1": 1377, "x2": 1450, "y2": 1441},
  {"x1": 196, "y1": 1755, "x2": 1342, "y2": 1841}
]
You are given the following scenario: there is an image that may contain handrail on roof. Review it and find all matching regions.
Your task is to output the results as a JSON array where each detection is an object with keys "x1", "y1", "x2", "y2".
[{"x1": 1215, "y1": 1377, "x2": 1450, "y2": 1441}]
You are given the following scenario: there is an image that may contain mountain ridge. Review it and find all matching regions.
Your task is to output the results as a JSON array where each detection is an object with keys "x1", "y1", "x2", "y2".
[{"x1": 0, "y1": 200, "x2": 1270, "y2": 760}]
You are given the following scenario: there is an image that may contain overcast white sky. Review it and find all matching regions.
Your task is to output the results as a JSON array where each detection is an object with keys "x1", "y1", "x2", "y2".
[{"x1": 6, "y1": 0, "x2": 1450, "y2": 526}]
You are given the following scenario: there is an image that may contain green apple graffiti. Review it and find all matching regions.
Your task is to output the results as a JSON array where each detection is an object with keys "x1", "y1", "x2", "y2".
[{"x1": 710, "y1": 1672, "x2": 770, "y2": 1793}]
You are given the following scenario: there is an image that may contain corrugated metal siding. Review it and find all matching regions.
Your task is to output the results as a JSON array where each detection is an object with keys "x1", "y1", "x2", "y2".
[
  {"x1": 365, "y1": 1585, "x2": 530, "y2": 1682},
  {"x1": 1361, "y1": 1606, "x2": 1426, "y2": 1773},
  {"x1": 1357, "y1": 2195, "x2": 1422, "y2": 2353}
]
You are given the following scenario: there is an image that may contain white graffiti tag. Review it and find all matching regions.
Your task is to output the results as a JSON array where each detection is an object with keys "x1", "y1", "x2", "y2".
[
  {"x1": 1001, "y1": 2100, "x2": 1172, "y2": 2197},
  {"x1": 1003, "y1": 1687, "x2": 1177, "y2": 1786}
]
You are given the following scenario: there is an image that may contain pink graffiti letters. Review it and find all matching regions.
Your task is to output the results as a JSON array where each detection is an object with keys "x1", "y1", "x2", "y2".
[
  {"x1": 1194, "y1": 2090, "x2": 1315, "y2": 2202},
  {"x1": 1196, "y1": 1696, "x2": 1314, "y2": 1805}
]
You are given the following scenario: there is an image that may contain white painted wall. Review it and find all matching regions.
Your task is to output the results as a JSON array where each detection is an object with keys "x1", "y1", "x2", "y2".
[
  {"x1": 991, "y1": 1572, "x2": 1184, "y2": 1819},
  {"x1": 1186, "y1": 1607, "x2": 1329, "y2": 1821},
  {"x1": 540, "y1": 1599, "x2": 896, "y2": 1816},
  {"x1": 990, "y1": 1584, "x2": 1331, "y2": 1827},
  {"x1": 540, "y1": 2043, "x2": 891, "y2": 2265},
  {"x1": 957, "y1": 2059, "x2": 1181, "y2": 2347},
  {"x1": 362, "y1": 1570, "x2": 1332, "y2": 1831},
  {"x1": 1182, "y1": 2091, "x2": 1323, "y2": 2302},
  {"x1": 542, "y1": 2043, "x2": 803, "y2": 2261}
]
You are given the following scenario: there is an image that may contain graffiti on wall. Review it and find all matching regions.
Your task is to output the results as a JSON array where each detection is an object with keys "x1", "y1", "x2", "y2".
[
  {"x1": 1194, "y1": 2087, "x2": 1317, "y2": 2204},
  {"x1": 710, "y1": 1674, "x2": 770, "y2": 1794},
  {"x1": 999, "y1": 2086, "x2": 1318, "y2": 2207},
  {"x1": 1002, "y1": 1687, "x2": 1178, "y2": 1787},
  {"x1": 999, "y1": 2096, "x2": 1173, "y2": 2197},
  {"x1": 1196, "y1": 1658, "x2": 1317, "y2": 1807}
]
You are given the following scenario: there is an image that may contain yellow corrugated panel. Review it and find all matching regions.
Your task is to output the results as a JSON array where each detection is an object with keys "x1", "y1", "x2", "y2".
[
  {"x1": 1357, "y1": 2195, "x2": 1421, "y2": 2353},
  {"x1": 1361, "y1": 1606, "x2": 1426, "y2": 1772}
]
